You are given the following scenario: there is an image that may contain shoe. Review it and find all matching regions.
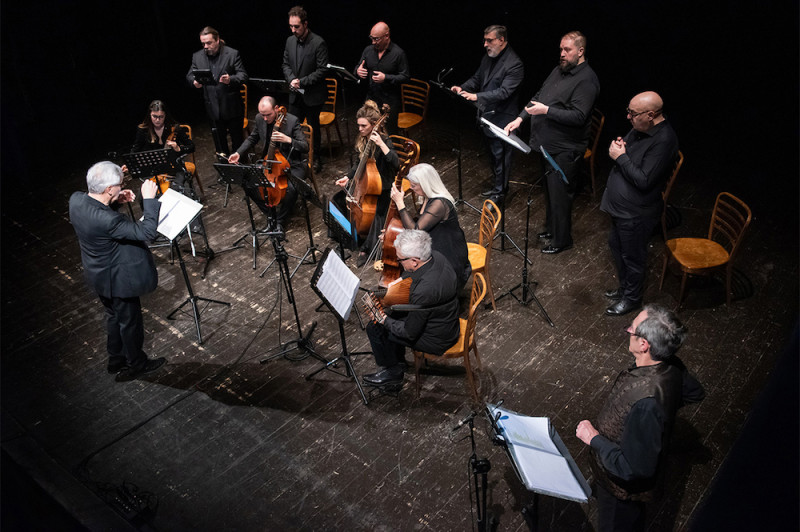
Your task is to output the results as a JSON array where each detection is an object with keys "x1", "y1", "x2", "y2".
[
  {"x1": 541, "y1": 244, "x2": 573, "y2": 254},
  {"x1": 605, "y1": 299, "x2": 641, "y2": 317},
  {"x1": 356, "y1": 252, "x2": 368, "y2": 267},
  {"x1": 107, "y1": 358, "x2": 128, "y2": 374},
  {"x1": 115, "y1": 357, "x2": 166, "y2": 382},
  {"x1": 363, "y1": 366, "x2": 404, "y2": 386},
  {"x1": 481, "y1": 189, "x2": 501, "y2": 198},
  {"x1": 537, "y1": 231, "x2": 553, "y2": 240},
  {"x1": 604, "y1": 288, "x2": 623, "y2": 300}
]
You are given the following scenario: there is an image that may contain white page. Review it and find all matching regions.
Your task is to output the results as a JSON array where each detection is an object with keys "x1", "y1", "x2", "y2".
[
  {"x1": 316, "y1": 250, "x2": 360, "y2": 320},
  {"x1": 156, "y1": 188, "x2": 203, "y2": 241}
]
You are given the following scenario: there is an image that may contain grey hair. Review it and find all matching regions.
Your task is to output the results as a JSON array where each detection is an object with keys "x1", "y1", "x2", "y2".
[
  {"x1": 395, "y1": 229, "x2": 432, "y2": 262},
  {"x1": 407, "y1": 163, "x2": 455, "y2": 204},
  {"x1": 86, "y1": 161, "x2": 123, "y2": 194},
  {"x1": 636, "y1": 303, "x2": 688, "y2": 361},
  {"x1": 484, "y1": 25, "x2": 507, "y2": 41}
]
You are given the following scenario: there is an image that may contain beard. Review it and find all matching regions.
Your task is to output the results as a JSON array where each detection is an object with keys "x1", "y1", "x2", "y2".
[{"x1": 559, "y1": 57, "x2": 578, "y2": 72}]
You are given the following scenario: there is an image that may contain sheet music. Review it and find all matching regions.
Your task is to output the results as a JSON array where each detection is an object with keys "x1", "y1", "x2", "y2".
[
  {"x1": 156, "y1": 188, "x2": 203, "y2": 241},
  {"x1": 480, "y1": 118, "x2": 532, "y2": 154},
  {"x1": 489, "y1": 405, "x2": 590, "y2": 503},
  {"x1": 315, "y1": 250, "x2": 360, "y2": 320}
]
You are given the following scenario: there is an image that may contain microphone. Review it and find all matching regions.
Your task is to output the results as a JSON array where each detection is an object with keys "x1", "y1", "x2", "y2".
[
  {"x1": 452, "y1": 411, "x2": 477, "y2": 432},
  {"x1": 437, "y1": 66, "x2": 454, "y2": 83}
]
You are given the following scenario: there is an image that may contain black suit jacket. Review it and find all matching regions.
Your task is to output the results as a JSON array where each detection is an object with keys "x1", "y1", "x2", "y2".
[
  {"x1": 282, "y1": 31, "x2": 329, "y2": 107},
  {"x1": 187, "y1": 45, "x2": 249, "y2": 121},
  {"x1": 460, "y1": 46, "x2": 524, "y2": 128},
  {"x1": 69, "y1": 193, "x2": 160, "y2": 299},
  {"x1": 235, "y1": 112, "x2": 309, "y2": 177}
]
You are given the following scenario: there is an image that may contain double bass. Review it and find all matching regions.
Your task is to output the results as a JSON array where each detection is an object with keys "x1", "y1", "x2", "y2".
[
  {"x1": 258, "y1": 106, "x2": 290, "y2": 207},
  {"x1": 346, "y1": 104, "x2": 391, "y2": 237}
]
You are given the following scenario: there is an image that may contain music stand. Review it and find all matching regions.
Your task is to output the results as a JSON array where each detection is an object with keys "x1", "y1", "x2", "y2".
[
  {"x1": 306, "y1": 248, "x2": 369, "y2": 405},
  {"x1": 122, "y1": 149, "x2": 183, "y2": 180},
  {"x1": 248, "y1": 78, "x2": 292, "y2": 96},
  {"x1": 326, "y1": 63, "x2": 358, "y2": 167},
  {"x1": 486, "y1": 403, "x2": 591, "y2": 531},
  {"x1": 323, "y1": 193, "x2": 358, "y2": 260},
  {"x1": 158, "y1": 189, "x2": 231, "y2": 344},
  {"x1": 213, "y1": 162, "x2": 283, "y2": 269}
]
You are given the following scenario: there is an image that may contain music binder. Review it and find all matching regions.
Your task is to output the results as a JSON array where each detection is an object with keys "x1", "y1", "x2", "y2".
[
  {"x1": 480, "y1": 117, "x2": 531, "y2": 154},
  {"x1": 310, "y1": 248, "x2": 360, "y2": 321},
  {"x1": 488, "y1": 403, "x2": 591, "y2": 503}
]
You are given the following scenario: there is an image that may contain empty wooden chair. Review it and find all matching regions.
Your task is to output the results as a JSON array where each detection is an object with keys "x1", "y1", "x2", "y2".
[
  {"x1": 467, "y1": 200, "x2": 501, "y2": 310},
  {"x1": 397, "y1": 78, "x2": 430, "y2": 137},
  {"x1": 659, "y1": 192, "x2": 752, "y2": 309},
  {"x1": 413, "y1": 272, "x2": 487, "y2": 402},
  {"x1": 583, "y1": 108, "x2": 605, "y2": 198},
  {"x1": 319, "y1": 78, "x2": 343, "y2": 158},
  {"x1": 178, "y1": 124, "x2": 205, "y2": 198},
  {"x1": 661, "y1": 150, "x2": 684, "y2": 241},
  {"x1": 240, "y1": 84, "x2": 249, "y2": 137},
  {"x1": 299, "y1": 122, "x2": 320, "y2": 199}
]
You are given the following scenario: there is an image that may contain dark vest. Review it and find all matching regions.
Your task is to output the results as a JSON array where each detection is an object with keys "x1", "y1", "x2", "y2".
[{"x1": 590, "y1": 362, "x2": 682, "y2": 501}]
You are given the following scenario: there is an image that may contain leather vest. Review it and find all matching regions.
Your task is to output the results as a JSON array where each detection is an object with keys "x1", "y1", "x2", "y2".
[{"x1": 590, "y1": 362, "x2": 682, "y2": 501}]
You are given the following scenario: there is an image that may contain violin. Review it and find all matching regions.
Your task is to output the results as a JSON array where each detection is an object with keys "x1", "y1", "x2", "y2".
[
  {"x1": 259, "y1": 106, "x2": 290, "y2": 207},
  {"x1": 346, "y1": 104, "x2": 390, "y2": 238}
]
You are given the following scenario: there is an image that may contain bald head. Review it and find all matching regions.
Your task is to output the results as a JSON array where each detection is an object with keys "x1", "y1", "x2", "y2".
[
  {"x1": 632, "y1": 91, "x2": 664, "y2": 113},
  {"x1": 627, "y1": 91, "x2": 665, "y2": 132},
  {"x1": 370, "y1": 22, "x2": 391, "y2": 51}
]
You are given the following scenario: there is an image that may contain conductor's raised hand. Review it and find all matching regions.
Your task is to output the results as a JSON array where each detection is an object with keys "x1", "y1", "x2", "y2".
[
  {"x1": 228, "y1": 152, "x2": 241, "y2": 164},
  {"x1": 141, "y1": 178, "x2": 158, "y2": 199}
]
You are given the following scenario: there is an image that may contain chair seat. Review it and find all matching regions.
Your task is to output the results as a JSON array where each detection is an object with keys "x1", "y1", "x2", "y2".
[
  {"x1": 442, "y1": 319, "x2": 468, "y2": 357},
  {"x1": 467, "y1": 243, "x2": 487, "y2": 270},
  {"x1": 397, "y1": 112, "x2": 423, "y2": 129},
  {"x1": 319, "y1": 111, "x2": 336, "y2": 126},
  {"x1": 184, "y1": 161, "x2": 196, "y2": 175},
  {"x1": 667, "y1": 238, "x2": 730, "y2": 271}
]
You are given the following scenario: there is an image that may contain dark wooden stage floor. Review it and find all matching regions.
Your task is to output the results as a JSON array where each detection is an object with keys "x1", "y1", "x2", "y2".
[{"x1": 2, "y1": 112, "x2": 797, "y2": 531}]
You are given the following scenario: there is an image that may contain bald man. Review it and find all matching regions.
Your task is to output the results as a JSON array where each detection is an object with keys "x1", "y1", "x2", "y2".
[
  {"x1": 600, "y1": 91, "x2": 679, "y2": 316},
  {"x1": 355, "y1": 21, "x2": 409, "y2": 133}
]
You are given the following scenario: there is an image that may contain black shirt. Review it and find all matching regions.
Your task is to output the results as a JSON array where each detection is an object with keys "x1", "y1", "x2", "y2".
[{"x1": 355, "y1": 42, "x2": 410, "y2": 104}]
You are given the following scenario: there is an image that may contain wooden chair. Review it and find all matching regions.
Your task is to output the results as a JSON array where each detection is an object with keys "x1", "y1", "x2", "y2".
[
  {"x1": 299, "y1": 122, "x2": 320, "y2": 199},
  {"x1": 467, "y1": 200, "x2": 501, "y2": 310},
  {"x1": 413, "y1": 272, "x2": 486, "y2": 402},
  {"x1": 240, "y1": 84, "x2": 249, "y2": 137},
  {"x1": 178, "y1": 124, "x2": 205, "y2": 198},
  {"x1": 397, "y1": 78, "x2": 430, "y2": 137},
  {"x1": 319, "y1": 78, "x2": 343, "y2": 158},
  {"x1": 583, "y1": 109, "x2": 605, "y2": 198},
  {"x1": 659, "y1": 192, "x2": 752, "y2": 309},
  {"x1": 661, "y1": 150, "x2": 684, "y2": 241}
]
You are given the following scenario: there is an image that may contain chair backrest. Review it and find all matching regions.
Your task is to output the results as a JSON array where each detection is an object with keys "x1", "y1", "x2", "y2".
[
  {"x1": 179, "y1": 124, "x2": 196, "y2": 163},
  {"x1": 709, "y1": 192, "x2": 752, "y2": 261},
  {"x1": 240, "y1": 84, "x2": 248, "y2": 117},
  {"x1": 323, "y1": 78, "x2": 337, "y2": 113},
  {"x1": 587, "y1": 108, "x2": 605, "y2": 155},
  {"x1": 388, "y1": 134, "x2": 420, "y2": 181},
  {"x1": 661, "y1": 150, "x2": 684, "y2": 240},
  {"x1": 465, "y1": 272, "x2": 487, "y2": 345},
  {"x1": 400, "y1": 78, "x2": 430, "y2": 119},
  {"x1": 478, "y1": 199, "x2": 501, "y2": 248},
  {"x1": 299, "y1": 123, "x2": 320, "y2": 198}
]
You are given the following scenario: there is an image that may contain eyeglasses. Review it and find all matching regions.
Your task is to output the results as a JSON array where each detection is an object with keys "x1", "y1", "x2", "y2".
[
  {"x1": 397, "y1": 256, "x2": 418, "y2": 263},
  {"x1": 626, "y1": 108, "x2": 649, "y2": 118},
  {"x1": 369, "y1": 34, "x2": 387, "y2": 42},
  {"x1": 151, "y1": 114, "x2": 166, "y2": 120},
  {"x1": 623, "y1": 325, "x2": 648, "y2": 342},
  {"x1": 483, "y1": 37, "x2": 497, "y2": 43}
]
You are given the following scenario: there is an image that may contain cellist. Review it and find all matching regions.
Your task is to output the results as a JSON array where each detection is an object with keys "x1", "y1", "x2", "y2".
[
  {"x1": 229, "y1": 96, "x2": 307, "y2": 234},
  {"x1": 335, "y1": 100, "x2": 399, "y2": 266}
]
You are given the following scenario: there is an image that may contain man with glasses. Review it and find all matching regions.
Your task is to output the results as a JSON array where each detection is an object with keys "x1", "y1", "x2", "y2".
[
  {"x1": 576, "y1": 304, "x2": 703, "y2": 531},
  {"x1": 355, "y1": 21, "x2": 409, "y2": 133},
  {"x1": 68, "y1": 162, "x2": 166, "y2": 382},
  {"x1": 282, "y1": 6, "x2": 328, "y2": 172},
  {"x1": 362, "y1": 230, "x2": 459, "y2": 387},
  {"x1": 505, "y1": 30, "x2": 599, "y2": 254},
  {"x1": 600, "y1": 91, "x2": 679, "y2": 316},
  {"x1": 452, "y1": 25, "x2": 524, "y2": 202}
]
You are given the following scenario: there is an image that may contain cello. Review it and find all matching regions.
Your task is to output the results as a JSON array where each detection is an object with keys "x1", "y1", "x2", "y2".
[
  {"x1": 346, "y1": 104, "x2": 390, "y2": 238},
  {"x1": 258, "y1": 106, "x2": 290, "y2": 207}
]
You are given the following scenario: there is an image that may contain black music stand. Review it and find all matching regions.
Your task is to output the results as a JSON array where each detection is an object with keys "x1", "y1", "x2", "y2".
[
  {"x1": 214, "y1": 162, "x2": 283, "y2": 269},
  {"x1": 323, "y1": 193, "x2": 358, "y2": 260},
  {"x1": 305, "y1": 248, "x2": 369, "y2": 405},
  {"x1": 248, "y1": 78, "x2": 292, "y2": 96},
  {"x1": 160, "y1": 193, "x2": 231, "y2": 344},
  {"x1": 325, "y1": 63, "x2": 358, "y2": 167},
  {"x1": 495, "y1": 183, "x2": 554, "y2": 327},
  {"x1": 429, "y1": 71, "x2": 481, "y2": 214},
  {"x1": 122, "y1": 149, "x2": 183, "y2": 181}
]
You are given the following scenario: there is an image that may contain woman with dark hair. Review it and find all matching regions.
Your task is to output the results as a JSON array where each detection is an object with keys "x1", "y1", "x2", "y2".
[
  {"x1": 131, "y1": 100, "x2": 195, "y2": 188},
  {"x1": 335, "y1": 99, "x2": 399, "y2": 265}
]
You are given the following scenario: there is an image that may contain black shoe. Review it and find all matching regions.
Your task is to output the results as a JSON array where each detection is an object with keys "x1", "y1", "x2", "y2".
[
  {"x1": 481, "y1": 189, "x2": 501, "y2": 198},
  {"x1": 605, "y1": 299, "x2": 641, "y2": 317},
  {"x1": 541, "y1": 244, "x2": 573, "y2": 254},
  {"x1": 363, "y1": 367, "x2": 404, "y2": 386},
  {"x1": 107, "y1": 359, "x2": 128, "y2": 374},
  {"x1": 115, "y1": 357, "x2": 166, "y2": 382},
  {"x1": 537, "y1": 231, "x2": 553, "y2": 240},
  {"x1": 604, "y1": 288, "x2": 623, "y2": 300},
  {"x1": 356, "y1": 252, "x2": 368, "y2": 267}
]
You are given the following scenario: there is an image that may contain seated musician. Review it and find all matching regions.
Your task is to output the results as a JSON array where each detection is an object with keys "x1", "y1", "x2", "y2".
[
  {"x1": 389, "y1": 163, "x2": 472, "y2": 289},
  {"x1": 334, "y1": 99, "x2": 399, "y2": 266},
  {"x1": 363, "y1": 229, "x2": 460, "y2": 387},
  {"x1": 131, "y1": 100, "x2": 195, "y2": 189},
  {"x1": 228, "y1": 96, "x2": 305, "y2": 234}
]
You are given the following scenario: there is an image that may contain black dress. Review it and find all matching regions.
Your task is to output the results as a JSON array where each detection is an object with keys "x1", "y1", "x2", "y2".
[
  {"x1": 131, "y1": 124, "x2": 195, "y2": 188},
  {"x1": 398, "y1": 197, "x2": 472, "y2": 288}
]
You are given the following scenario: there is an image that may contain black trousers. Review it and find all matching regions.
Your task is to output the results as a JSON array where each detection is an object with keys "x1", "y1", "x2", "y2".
[
  {"x1": 289, "y1": 101, "x2": 323, "y2": 160},
  {"x1": 608, "y1": 214, "x2": 660, "y2": 303},
  {"x1": 595, "y1": 483, "x2": 646, "y2": 532},
  {"x1": 365, "y1": 321, "x2": 410, "y2": 368},
  {"x1": 99, "y1": 295, "x2": 147, "y2": 370},
  {"x1": 487, "y1": 135, "x2": 513, "y2": 194},
  {"x1": 211, "y1": 116, "x2": 244, "y2": 155},
  {"x1": 540, "y1": 150, "x2": 582, "y2": 248},
  {"x1": 245, "y1": 181, "x2": 298, "y2": 226}
]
